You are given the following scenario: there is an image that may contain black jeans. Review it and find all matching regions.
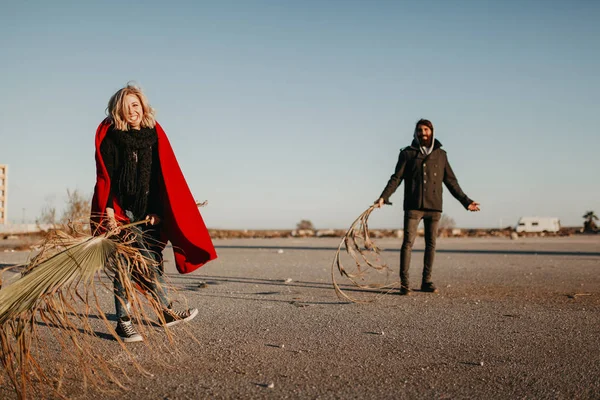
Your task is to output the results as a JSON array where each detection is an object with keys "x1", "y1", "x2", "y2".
[
  {"x1": 114, "y1": 212, "x2": 169, "y2": 319},
  {"x1": 400, "y1": 210, "x2": 442, "y2": 287}
]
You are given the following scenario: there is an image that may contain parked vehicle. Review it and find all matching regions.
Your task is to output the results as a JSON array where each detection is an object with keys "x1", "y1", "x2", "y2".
[{"x1": 516, "y1": 217, "x2": 560, "y2": 233}]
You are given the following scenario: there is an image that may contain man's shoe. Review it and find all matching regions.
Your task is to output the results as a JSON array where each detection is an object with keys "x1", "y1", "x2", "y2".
[
  {"x1": 115, "y1": 317, "x2": 143, "y2": 343},
  {"x1": 162, "y1": 307, "x2": 199, "y2": 327},
  {"x1": 399, "y1": 286, "x2": 411, "y2": 296},
  {"x1": 421, "y1": 282, "x2": 439, "y2": 293}
]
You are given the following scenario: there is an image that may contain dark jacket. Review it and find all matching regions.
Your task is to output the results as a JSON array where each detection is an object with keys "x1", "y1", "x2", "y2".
[
  {"x1": 92, "y1": 119, "x2": 217, "y2": 274},
  {"x1": 379, "y1": 139, "x2": 472, "y2": 212}
]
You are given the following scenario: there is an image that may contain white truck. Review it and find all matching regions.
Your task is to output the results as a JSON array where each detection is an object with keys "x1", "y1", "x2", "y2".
[{"x1": 516, "y1": 217, "x2": 560, "y2": 233}]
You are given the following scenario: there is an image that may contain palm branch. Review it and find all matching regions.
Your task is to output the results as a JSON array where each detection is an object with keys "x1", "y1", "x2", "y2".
[
  {"x1": 0, "y1": 220, "x2": 185, "y2": 399},
  {"x1": 331, "y1": 205, "x2": 398, "y2": 303}
]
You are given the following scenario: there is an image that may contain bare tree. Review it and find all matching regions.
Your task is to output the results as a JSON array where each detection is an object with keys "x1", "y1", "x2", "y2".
[
  {"x1": 37, "y1": 206, "x2": 57, "y2": 226},
  {"x1": 37, "y1": 195, "x2": 57, "y2": 226},
  {"x1": 439, "y1": 214, "x2": 456, "y2": 230},
  {"x1": 61, "y1": 189, "x2": 91, "y2": 225},
  {"x1": 296, "y1": 219, "x2": 315, "y2": 231},
  {"x1": 37, "y1": 189, "x2": 91, "y2": 231}
]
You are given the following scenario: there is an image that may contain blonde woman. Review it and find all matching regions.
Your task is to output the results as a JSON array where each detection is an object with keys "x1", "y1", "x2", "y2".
[{"x1": 91, "y1": 84, "x2": 217, "y2": 342}]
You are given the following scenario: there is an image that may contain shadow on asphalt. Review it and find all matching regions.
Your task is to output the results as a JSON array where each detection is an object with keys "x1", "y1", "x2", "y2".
[
  {"x1": 32, "y1": 319, "x2": 117, "y2": 341},
  {"x1": 214, "y1": 245, "x2": 600, "y2": 257},
  {"x1": 32, "y1": 311, "x2": 183, "y2": 340},
  {"x1": 192, "y1": 292, "x2": 349, "y2": 306},
  {"x1": 0, "y1": 263, "x2": 21, "y2": 269},
  {"x1": 165, "y1": 274, "x2": 397, "y2": 302}
]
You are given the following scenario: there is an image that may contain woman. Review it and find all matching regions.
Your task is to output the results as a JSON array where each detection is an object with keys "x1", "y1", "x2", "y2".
[{"x1": 91, "y1": 84, "x2": 217, "y2": 342}]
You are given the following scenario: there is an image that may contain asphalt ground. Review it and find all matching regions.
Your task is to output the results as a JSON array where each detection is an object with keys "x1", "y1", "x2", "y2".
[{"x1": 0, "y1": 236, "x2": 599, "y2": 399}]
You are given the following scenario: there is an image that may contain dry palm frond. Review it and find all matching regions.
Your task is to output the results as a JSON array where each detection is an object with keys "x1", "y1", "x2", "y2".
[
  {"x1": 0, "y1": 219, "x2": 187, "y2": 399},
  {"x1": 331, "y1": 205, "x2": 398, "y2": 303},
  {"x1": 0, "y1": 236, "x2": 115, "y2": 324}
]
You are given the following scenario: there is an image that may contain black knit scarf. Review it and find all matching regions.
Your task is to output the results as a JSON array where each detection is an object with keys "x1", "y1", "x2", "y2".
[{"x1": 107, "y1": 126, "x2": 158, "y2": 219}]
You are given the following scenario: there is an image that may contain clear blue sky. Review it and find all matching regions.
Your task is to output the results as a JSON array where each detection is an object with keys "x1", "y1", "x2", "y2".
[{"x1": 1, "y1": 0, "x2": 598, "y2": 229}]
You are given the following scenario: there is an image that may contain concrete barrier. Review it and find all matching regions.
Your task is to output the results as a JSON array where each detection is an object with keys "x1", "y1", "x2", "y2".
[{"x1": 0, "y1": 223, "x2": 54, "y2": 234}]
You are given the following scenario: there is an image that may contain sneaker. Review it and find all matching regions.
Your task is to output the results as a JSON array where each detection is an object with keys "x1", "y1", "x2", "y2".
[
  {"x1": 421, "y1": 282, "x2": 439, "y2": 293},
  {"x1": 115, "y1": 317, "x2": 143, "y2": 343},
  {"x1": 162, "y1": 307, "x2": 199, "y2": 327},
  {"x1": 399, "y1": 285, "x2": 411, "y2": 296}
]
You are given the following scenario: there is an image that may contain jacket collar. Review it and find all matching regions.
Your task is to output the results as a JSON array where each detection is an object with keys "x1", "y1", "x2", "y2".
[{"x1": 410, "y1": 138, "x2": 442, "y2": 151}]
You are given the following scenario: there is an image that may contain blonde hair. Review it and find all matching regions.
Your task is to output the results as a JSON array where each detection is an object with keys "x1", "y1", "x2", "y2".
[{"x1": 106, "y1": 84, "x2": 156, "y2": 130}]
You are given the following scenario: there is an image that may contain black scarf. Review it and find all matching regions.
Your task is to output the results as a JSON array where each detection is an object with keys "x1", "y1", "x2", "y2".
[{"x1": 107, "y1": 126, "x2": 158, "y2": 219}]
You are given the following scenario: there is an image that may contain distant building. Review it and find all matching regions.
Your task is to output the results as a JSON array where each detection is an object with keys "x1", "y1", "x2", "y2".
[
  {"x1": 0, "y1": 164, "x2": 6, "y2": 224},
  {"x1": 516, "y1": 216, "x2": 560, "y2": 233}
]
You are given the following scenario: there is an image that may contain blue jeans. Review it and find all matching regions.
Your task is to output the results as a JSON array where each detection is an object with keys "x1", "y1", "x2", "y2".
[
  {"x1": 400, "y1": 210, "x2": 442, "y2": 287},
  {"x1": 113, "y1": 217, "x2": 170, "y2": 319}
]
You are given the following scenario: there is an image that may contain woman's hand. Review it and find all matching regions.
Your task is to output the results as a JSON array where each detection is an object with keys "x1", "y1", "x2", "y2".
[
  {"x1": 105, "y1": 207, "x2": 121, "y2": 233},
  {"x1": 374, "y1": 198, "x2": 385, "y2": 208},
  {"x1": 146, "y1": 214, "x2": 161, "y2": 225}
]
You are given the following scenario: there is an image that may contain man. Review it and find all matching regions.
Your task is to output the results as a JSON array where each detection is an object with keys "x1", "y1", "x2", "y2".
[{"x1": 375, "y1": 119, "x2": 480, "y2": 295}]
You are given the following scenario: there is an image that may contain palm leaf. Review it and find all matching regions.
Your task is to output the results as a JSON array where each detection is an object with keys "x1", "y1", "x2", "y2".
[
  {"x1": 0, "y1": 222, "x2": 188, "y2": 399},
  {"x1": 331, "y1": 205, "x2": 397, "y2": 303},
  {"x1": 0, "y1": 236, "x2": 115, "y2": 325}
]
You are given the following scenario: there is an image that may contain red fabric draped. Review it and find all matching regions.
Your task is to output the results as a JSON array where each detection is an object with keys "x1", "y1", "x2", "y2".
[{"x1": 91, "y1": 119, "x2": 217, "y2": 273}]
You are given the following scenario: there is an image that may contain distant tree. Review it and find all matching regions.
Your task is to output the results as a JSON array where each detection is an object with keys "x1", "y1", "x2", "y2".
[
  {"x1": 296, "y1": 219, "x2": 315, "y2": 231},
  {"x1": 61, "y1": 189, "x2": 91, "y2": 225},
  {"x1": 37, "y1": 206, "x2": 57, "y2": 225},
  {"x1": 37, "y1": 189, "x2": 91, "y2": 230},
  {"x1": 439, "y1": 214, "x2": 456, "y2": 230},
  {"x1": 583, "y1": 211, "x2": 598, "y2": 233},
  {"x1": 37, "y1": 195, "x2": 57, "y2": 226}
]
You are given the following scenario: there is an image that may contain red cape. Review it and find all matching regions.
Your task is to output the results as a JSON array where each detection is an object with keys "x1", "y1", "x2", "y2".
[{"x1": 91, "y1": 119, "x2": 217, "y2": 274}]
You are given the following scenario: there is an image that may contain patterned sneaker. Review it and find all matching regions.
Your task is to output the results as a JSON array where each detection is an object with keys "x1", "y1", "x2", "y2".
[
  {"x1": 421, "y1": 282, "x2": 439, "y2": 293},
  {"x1": 162, "y1": 307, "x2": 199, "y2": 327},
  {"x1": 115, "y1": 317, "x2": 143, "y2": 343}
]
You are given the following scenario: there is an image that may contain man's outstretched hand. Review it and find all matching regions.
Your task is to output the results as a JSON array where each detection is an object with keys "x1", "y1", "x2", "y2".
[
  {"x1": 374, "y1": 198, "x2": 385, "y2": 208},
  {"x1": 468, "y1": 202, "x2": 481, "y2": 212}
]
